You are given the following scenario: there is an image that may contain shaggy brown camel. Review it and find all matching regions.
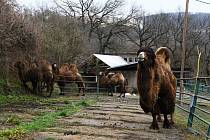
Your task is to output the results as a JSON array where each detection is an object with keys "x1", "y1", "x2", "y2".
[
  {"x1": 137, "y1": 47, "x2": 176, "y2": 129},
  {"x1": 52, "y1": 63, "x2": 85, "y2": 96},
  {"x1": 99, "y1": 72, "x2": 127, "y2": 97},
  {"x1": 33, "y1": 59, "x2": 54, "y2": 97},
  {"x1": 14, "y1": 61, "x2": 42, "y2": 94}
]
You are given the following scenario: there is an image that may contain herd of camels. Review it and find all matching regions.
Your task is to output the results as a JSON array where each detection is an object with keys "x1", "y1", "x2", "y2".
[
  {"x1": 14, "y1": 59, "x2": 127, "y2": 97},
  {"x1": 14, "y1": 46, "x2": 177, "y2": 129}
]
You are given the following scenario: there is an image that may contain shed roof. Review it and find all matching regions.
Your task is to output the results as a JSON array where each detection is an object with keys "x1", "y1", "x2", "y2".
[
  {"x1": 108, "y1": 62, "x2": 138, "y2": 71},
  {"x1": 93, "y1": 54, "x2": 128, "y2": 68}
]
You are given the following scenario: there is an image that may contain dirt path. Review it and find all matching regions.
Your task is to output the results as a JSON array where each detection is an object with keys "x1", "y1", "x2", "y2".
[{"x1": 28, "y1": 95, "x2": 184, "y2": 140}]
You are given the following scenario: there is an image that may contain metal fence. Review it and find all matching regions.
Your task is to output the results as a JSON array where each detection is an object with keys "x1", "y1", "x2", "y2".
[
  {"x1": 176, "y1": 77, "x2": 210, "y2": 140},
  {"x1": 52, "y1": 75, "x2": 99, "y2": 94}
]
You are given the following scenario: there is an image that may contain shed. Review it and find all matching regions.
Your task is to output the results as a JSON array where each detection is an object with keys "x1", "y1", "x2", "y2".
[
  {"x1": 93, "y1": 54, "x2": 128, "y2": 68},
  {"x1": 108, "y1": 62, "x2": 138, "y2": 89},
  {"x1": 80, "y1": 54, "x2": 128, "y2": 75}
]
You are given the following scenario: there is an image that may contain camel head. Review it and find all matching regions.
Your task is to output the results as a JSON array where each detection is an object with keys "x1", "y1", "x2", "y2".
[
  {"x1": 137, "y1": 47, "x2": 156, "y2": 67},
  {"x1": 52, "y1": 63, "x2": 59, "y2": 75}
]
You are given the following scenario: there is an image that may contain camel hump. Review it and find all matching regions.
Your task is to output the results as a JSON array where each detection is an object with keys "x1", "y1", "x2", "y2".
[
  {"x1": 69, "y1": 64, "x2": 79, "y2": 80},
  {"x1": 34, "y1": 59, "x2": 52, "y2": 71},
  {"x1": 60, "y1": 63, "x2": 70, "y2": 73},
  {"x1": 155, "y1": 47, "x2": 172, "y2": 71},
  {"x1": 69, "y1": 64, "x2": 78, "y2": 73}
]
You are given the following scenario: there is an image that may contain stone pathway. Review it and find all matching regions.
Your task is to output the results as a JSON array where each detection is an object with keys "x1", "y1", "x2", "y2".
[{"x1": 28, "y1": 95, "x2": 185, "y2": 140}]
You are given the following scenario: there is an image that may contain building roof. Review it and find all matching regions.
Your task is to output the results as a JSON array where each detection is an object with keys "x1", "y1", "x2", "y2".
[
  {"x1": 108, "y1": 62, "x2": 138, "y2": 71},
  {"x1": 93, "y1": 54, "x2": 128, "y2": 68}
]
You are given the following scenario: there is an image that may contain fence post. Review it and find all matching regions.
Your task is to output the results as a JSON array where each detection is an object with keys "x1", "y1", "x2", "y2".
[
  {"x1": 206, "y1": 125, "x2": 210, "y2": 140},
  {"x1": 187, "y1": 79, "x2": 199, "y2": 128},
  {"x1": 96, "y1": 58, "x2": 99, "y2": 94}
]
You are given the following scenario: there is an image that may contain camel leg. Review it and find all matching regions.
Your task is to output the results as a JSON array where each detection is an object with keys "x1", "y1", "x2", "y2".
[
  {"x1": 118, "y1": 92, "x2": 125, "y2": 98},
  {"x1": 170, "y1": 113, "x2": 175, "y2": 125},
  {"x1": 82, "y1": 82, "x2": 85, "y2": 96},
  {"x1": 23, "y1": 82, "x2": 31, "y2": 92},
  {"x1": 50, "y1": 82, "x2": 54, "y2": 97},
  {"x1": 119, "y1": 85, "x2": 126, "y2": 98},
  {"x1": 157, "y1": 113, "x2": 162, "y2": 122},
  {"x1": 108, "y1": 86, "x2": 113, "y2": 96},
  {"x1": 81, "y1": 86, "x2": 85, "y2": 96},
  {"x1": 121, "y1": 91, "x2": 125, "y2": 98},
  {"x1": 163, "y1": 114, "x2": 171, "y2": 128},
  {"x1": 38, "y1": 81, "x2": 42, "y2": 94},
  {"x1": 118, "y1": 93, "x2": 122, "y2": 97},
  {"x1": 107, "y1": 86, "x2": 110, "y2": 96},
  {"x1": 59, "y1": 85, "x2": 64, "y2": 95},
  {"x1": 150, "y1": 111, "x2": 159, "y2": 130},
  {"x1": 46, "y1": 81, "x2": 54, "y2": 97},
  {"x1": 32, "y1": 81, "x2": 38, "y2": 94},
  {"x1": 76, "y1": 83, "x2": 80, "y2": 96}
]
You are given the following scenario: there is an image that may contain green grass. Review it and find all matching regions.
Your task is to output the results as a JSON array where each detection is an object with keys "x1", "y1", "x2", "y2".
[
  {"x1": 0, "y1": 99, "x2": 95, "y2": 139},
  {"x1": 175, "y1": 106, "x2": 209, "y2": 140},
  {"x1": 44, "y1": 138, "x2": 56, "y2": 140},
  {"x1": 0, "y1": 78, "x2": 97, "y2": 139},
  {"x1": 4, "y1": 115, "x2": 21, "y2": 125}
]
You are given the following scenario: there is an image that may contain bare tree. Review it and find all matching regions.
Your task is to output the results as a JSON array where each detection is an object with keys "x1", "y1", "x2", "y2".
[
  {"x1": 123, "y1": 11, "x2": 170, "y2": 49},
  {"x1": 0, "y1": 0, "x2": 40, "y2": 84},
  {"x1": 55, "y1": 0, "x2": 136, "y2": 54},
  {"x1": 31, "y1": 9, "x2": 86, "y2": 64}
]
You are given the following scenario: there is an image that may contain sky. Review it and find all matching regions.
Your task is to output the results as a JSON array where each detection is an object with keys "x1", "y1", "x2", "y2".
[{"x1": 16, "y1": 0, "x2": 210, "y2": 14}]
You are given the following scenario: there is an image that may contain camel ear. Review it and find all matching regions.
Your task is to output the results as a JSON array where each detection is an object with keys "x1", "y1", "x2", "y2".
[
  {"x1": 153, "y1": 54, "x2": 156, "y2": 59},
  {"x1": 137, "y1": 49, "x2": 140, "y2": 56}
]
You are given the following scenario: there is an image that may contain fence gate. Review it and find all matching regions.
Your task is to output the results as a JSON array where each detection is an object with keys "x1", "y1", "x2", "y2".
[{"x1": 176, "y1": 77, "x2": 210, "y2": 140}]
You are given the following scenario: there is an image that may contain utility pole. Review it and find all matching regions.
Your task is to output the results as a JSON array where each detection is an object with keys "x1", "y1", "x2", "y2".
[{"x1": 180, "y1": 0, "x2": 189, "y2": 104}]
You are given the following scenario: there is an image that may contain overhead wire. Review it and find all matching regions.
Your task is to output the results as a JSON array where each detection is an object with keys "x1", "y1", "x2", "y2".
[{"x1": 194, "y1": 0, "x2": 210, "y2": 5}]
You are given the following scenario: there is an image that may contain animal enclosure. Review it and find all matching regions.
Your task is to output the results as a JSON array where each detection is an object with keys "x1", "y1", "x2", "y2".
[{"x1": 176, "y1": 77, "x2": 210, "y2": 139}]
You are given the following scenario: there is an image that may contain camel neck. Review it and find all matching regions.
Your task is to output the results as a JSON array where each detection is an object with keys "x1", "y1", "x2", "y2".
[
  {"x1": 137, "y1": 64, "x2": 155, "y2": 99},
  {"x1": 17, "y1": 68, "x2": 26, "y2": 82}
]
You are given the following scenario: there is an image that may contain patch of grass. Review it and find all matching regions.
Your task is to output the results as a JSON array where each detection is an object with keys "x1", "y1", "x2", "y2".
[
  {"x1": 44, "y1": 138, "x2": 56, "y2": 140},
  {"x1": 0, "y1": 127, "x2": 26, "y2": 140},
  {"x1": 64, "y1": 100, "x2": 71, "y2": 104},
  {"x1": 175, "y1": 107, "x2": 206, "y2": 140},
  {"x1": 4, "y1": 115, "x2": 21, "y2": 125},
  {"x1": 59, "y1": 111, "x2": 68, "y2": 117},
  {"x1": 0, "y1": 99, "x2": 95, "y2": 140}
]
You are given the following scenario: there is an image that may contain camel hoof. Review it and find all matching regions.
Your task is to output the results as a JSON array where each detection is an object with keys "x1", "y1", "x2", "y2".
[
  {"x1": 163, "y1": 120, "x2": 171, "y2": 129},
  {"x1": 157, "y1": 116, "x2": 162, "y2": 122},
  {"x1": 170, "y1": 121, "x2": 175, "y2": 125},
  {"x1": 150, "y1": 122, "x2": 159, "y2": 130}
]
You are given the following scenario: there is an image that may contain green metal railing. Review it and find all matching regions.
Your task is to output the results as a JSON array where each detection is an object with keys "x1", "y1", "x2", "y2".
[{"x1": 176, "y1": 77, "x2": 210, "y2": 140}]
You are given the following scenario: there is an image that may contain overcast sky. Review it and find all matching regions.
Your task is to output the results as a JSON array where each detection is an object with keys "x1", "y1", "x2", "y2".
[{"x1": 16, "y1": 0, "x2": 210, "y2": 14}]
